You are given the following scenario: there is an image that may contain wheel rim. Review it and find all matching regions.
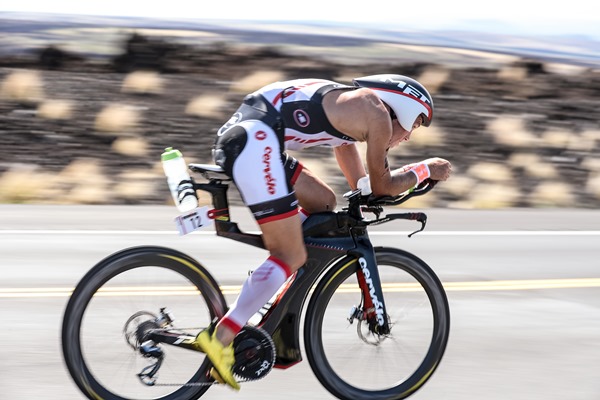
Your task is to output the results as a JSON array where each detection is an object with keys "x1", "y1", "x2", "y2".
[
  {"x1": 63, "y1": 250, "x2": 224, "y2": 400},
  {"x1": 305, "y1": 251, "x2": 449, "y2": 400}
]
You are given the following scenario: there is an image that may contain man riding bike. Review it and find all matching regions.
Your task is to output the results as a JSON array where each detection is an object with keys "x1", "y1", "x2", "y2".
[{"x1": 193, "y1": 74, "x2": 452, "y2": 390}]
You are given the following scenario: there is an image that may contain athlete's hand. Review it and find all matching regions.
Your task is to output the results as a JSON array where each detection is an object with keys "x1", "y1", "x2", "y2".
[{"x1": 421, "y1": 157, "x2": 452, "y2": 181}]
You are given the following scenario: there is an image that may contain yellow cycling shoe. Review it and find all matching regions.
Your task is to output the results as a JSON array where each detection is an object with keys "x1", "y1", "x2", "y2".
[
  {"x1": 210, "y1": 367, "x2": 225, "y2": 384},
  {"x1": 194, "y1": 330, "x2": 240, "y2": 391}
]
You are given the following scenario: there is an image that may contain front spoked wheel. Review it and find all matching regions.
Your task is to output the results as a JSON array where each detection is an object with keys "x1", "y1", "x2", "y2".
[
  {"x1": 62, "y1": 246, "x2": 227, "y2": 400},
  {"x1": 304, "y1": 247, "x2": 450, "y2": 400}
]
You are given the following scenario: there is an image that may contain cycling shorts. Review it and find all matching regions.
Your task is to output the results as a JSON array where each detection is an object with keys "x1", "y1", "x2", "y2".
[{"x1": 213, "y1": 118, "x2": 303, "y2": 224}]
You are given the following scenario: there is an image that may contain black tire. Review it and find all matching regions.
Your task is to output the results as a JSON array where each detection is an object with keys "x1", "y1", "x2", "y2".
[
  {"x1": 62, "y1": 246, "x2": 227, "y2": 400},
  {"x1": 304, "y1": 247, "x2": 450, "y2": 400}
]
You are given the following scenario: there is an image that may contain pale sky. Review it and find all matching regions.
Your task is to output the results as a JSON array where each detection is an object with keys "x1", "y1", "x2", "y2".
[{"x1": 2, "y1": 0, "x2": 599, "y2": 37}]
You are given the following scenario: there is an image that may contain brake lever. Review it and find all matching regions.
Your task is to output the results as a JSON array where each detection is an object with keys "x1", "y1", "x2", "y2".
[{"x1": 408, "y1": 213, "x2": 428, "y2": 238}]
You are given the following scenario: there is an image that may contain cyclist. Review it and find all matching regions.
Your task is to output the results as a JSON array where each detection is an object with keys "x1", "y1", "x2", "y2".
[{"x1": 194, "y1": 74, "x2": 452, "y2": 389}]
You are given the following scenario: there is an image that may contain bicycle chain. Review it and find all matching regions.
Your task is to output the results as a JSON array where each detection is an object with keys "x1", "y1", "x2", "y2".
[
  {"x1": 144, "y1": 326, "x2": 274, "y2": 388},
  {"x1": 148, "y1": 375, "x2": 256, "y2": 387}
]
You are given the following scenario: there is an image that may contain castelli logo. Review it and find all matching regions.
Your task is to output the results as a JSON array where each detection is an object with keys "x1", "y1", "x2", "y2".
[
  {"x1": 255, "y1": 130, "x2": 267, "y2": 140},
  {"x1": 217, "y1": 112, "x2": 242, "y2": 136},
  {"x1": 263, "y1": 146, "x2": 276, "y2": 195},
  {"x1": 293, "y1": 110, "x2": 310, "y2": 128}
]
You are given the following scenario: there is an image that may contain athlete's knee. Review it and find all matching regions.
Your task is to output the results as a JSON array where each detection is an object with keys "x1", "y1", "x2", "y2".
[
  {"x1": 313, "y1": 188, "x2": 337, "y2": 212},
  {"x1": 270, "y1": 246, "x2": 307, "y2": 272},
  {"x1": 323, "y1": 189, "x2": 337, "y2": 211}
]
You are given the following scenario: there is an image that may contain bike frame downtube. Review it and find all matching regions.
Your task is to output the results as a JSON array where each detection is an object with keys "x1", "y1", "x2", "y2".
[
  {"x1": 257, "y1": 216, "x2": 391, "y2": 367},
  {"x1": 257, "y1": 240, "x2": 353, "y2": 368},
  {"x1": 349, "y1": 233, "x2": 390, "y2": 334}
]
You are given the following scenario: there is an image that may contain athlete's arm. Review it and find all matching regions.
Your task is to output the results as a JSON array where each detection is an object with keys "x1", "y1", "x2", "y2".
[
  {"x1": 333, "y1": 144, "x2": 366, "y2": 190},
  {"x1": 324, "y1": 88, "x2": 419, "y2": 196}
]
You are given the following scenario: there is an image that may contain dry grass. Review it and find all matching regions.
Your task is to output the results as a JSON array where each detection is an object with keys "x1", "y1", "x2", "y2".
[
  {"x1": 111, "y1": 137, "x2": 150, "y2": 157},
  {"x1": 528, "y1": 182, "x2": 575, "y2": 207},
  {"x1": 113, "y1": 169, "x2": 159, "y2": 200},
  {"x1": 94, "y1": 103, "x2": 140, "y2": 133},
  {"x1": 586, "y1": 173, "x2": 600, "y2": 200},
  {"x1": 464, "y1": 183, "x2": 520, "y2": 209},
  {"x1": 487, "y1": 116, "x2": 537, "y2": 147},
  {"x1": 0, "y1": 166, "x2": 56, "y2": 203},
  {"x1": 56, "y1": 159, "x2": 112, "y2": 204},
  {"x1": 409, "y1": 125, "x2": 446, "y2": 147},
  {"x1": 37, "y1": 99, "x2": 74, "y2": 120},
  {"x1": 497, "y1": 66, "x2": 527, "y2": 81},
  {"x1": 442, "y1": 175, "x2": 477, "y2": 198},
  {"x1": 418, "y1": 67, "x2": 450, "y2": 93},
  {"x1": 185, "y1": 94, "x2": 228, "y2": 119},
  {"x1": 0, "y1": 70, "x2": 44, "y2": 104},
  {"x1": 582, "y1": 156, "x2": 600, "y2": 172},
  {"x1": 508, "y1": 153, "x2": 558, "y2": 179},
  {"x1": 576, "y1": 129, "x2": 600, "y2": 151},
  {"x1": 121, "y1": 71, "x2": 164, "y2": 95},
  {"x1": 467, "y1": 162, "x2": 513, "y2": 182},
  {"x1": 230, "y1": 70, "x2": 285, "y2": 94},
  {"x1": 541, "y1": 128, "x2": 572, "y2": 149},
  {"x1": 0, "y1": 159, "x2": 113, "y2": 204}
]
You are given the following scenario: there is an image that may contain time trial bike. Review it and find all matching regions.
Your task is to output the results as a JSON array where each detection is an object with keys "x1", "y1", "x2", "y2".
[{"x1": 62, "y1": 163, "x2": 450, "y2": 400}]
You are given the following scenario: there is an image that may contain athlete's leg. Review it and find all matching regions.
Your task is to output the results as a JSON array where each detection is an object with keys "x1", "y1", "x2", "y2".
[
  {"x1": 203, "y1": 119, "x2": 329, "y2": 389},
  {"x1": 214, "y1": 213, "x2": 306, "y2": 346},
  {"x1": 215, "y1": 168, "x2": 335, "y2": 344},
  {"x1": 294, "y1": 166, "x2": 337, "y2": 214},
  {"x1": 203, "y1": 214, "x2": 305, "y2": 389},
  {"x1": 210, "y1": 120, "x2": 308, "y2": 344}
]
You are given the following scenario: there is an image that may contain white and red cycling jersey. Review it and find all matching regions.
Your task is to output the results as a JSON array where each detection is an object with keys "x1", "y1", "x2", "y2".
[
  {"x1": 255, "y1": 79, "x2": 356, "y2": 150},
  {"x1": 212, "y1": 78, "x2": 355, "y2": 223}
]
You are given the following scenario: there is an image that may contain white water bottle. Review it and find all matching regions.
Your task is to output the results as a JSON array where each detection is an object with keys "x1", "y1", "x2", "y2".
[{"x1": 161, "y1": 147, "x2": 198, "y2": 212}]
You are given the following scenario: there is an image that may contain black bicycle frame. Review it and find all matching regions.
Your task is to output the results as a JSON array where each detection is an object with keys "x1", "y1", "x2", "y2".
[
  {"x1": 197, "y1": 180, "x2": 389, "y2": 367},
  {"x1": 147, "y1": 178, "x2": 390, "y2": 368}
]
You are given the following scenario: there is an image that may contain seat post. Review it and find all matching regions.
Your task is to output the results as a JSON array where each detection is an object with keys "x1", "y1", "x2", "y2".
[{"x1": 194, "y1": 181, "x2": 230, "y2": 218}]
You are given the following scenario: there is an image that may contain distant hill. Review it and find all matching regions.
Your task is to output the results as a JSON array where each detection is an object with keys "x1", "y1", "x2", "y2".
[{"x1": 0, "y1": 12, "x2": 599, "y2": 67}]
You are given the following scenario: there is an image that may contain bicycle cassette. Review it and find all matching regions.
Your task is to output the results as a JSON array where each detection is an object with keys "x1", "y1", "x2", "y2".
[{"x1": 233, "y1": 325, "x2": 276, "y2": 381}]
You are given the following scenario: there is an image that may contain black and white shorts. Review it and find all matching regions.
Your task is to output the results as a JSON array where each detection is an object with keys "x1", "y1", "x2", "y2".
[{"x1": 213, "y1": 118, "x2": 302, "y2": 224}]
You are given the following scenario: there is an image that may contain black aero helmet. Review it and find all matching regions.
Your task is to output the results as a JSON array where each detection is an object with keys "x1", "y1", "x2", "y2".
[{"x1": 353, "y1": 74, "x2": 434, "y2": 131}]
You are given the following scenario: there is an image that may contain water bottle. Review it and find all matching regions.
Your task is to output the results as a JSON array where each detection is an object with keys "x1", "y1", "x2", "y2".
[{"x1": 161, "y1": 147, "x2": 198, "y2": 212}]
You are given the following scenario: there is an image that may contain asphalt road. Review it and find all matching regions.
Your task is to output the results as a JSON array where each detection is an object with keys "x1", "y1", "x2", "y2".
[{"x1": 1, "y1": 205, "x2": 600, "y2": 400}]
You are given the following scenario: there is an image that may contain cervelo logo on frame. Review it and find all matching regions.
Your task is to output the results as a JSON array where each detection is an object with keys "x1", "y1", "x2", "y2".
[
  {"x1": 293, "y1": 109, "x2": 310, "y2": 128},
  {"x1": 358, "y1": 257, "x2": 385, "y2": 326},
  {"x1": 262, "y1": 146, "x2": 276, "y2": 195}
]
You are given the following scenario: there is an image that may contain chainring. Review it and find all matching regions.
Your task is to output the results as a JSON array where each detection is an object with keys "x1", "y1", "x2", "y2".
[{"x1": 232, "y1": 325, "x2": 276, "y2": 381}]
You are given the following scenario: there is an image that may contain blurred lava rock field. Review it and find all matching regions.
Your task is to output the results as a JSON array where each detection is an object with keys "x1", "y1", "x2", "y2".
[{"x1": 1, "y1": 33, "x2": 599, "y2": 209}]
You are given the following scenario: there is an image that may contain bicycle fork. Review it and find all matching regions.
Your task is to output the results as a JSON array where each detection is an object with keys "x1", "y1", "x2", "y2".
[{"x1": 349, "y1": 244, "x2": 391, "y2": 336}]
